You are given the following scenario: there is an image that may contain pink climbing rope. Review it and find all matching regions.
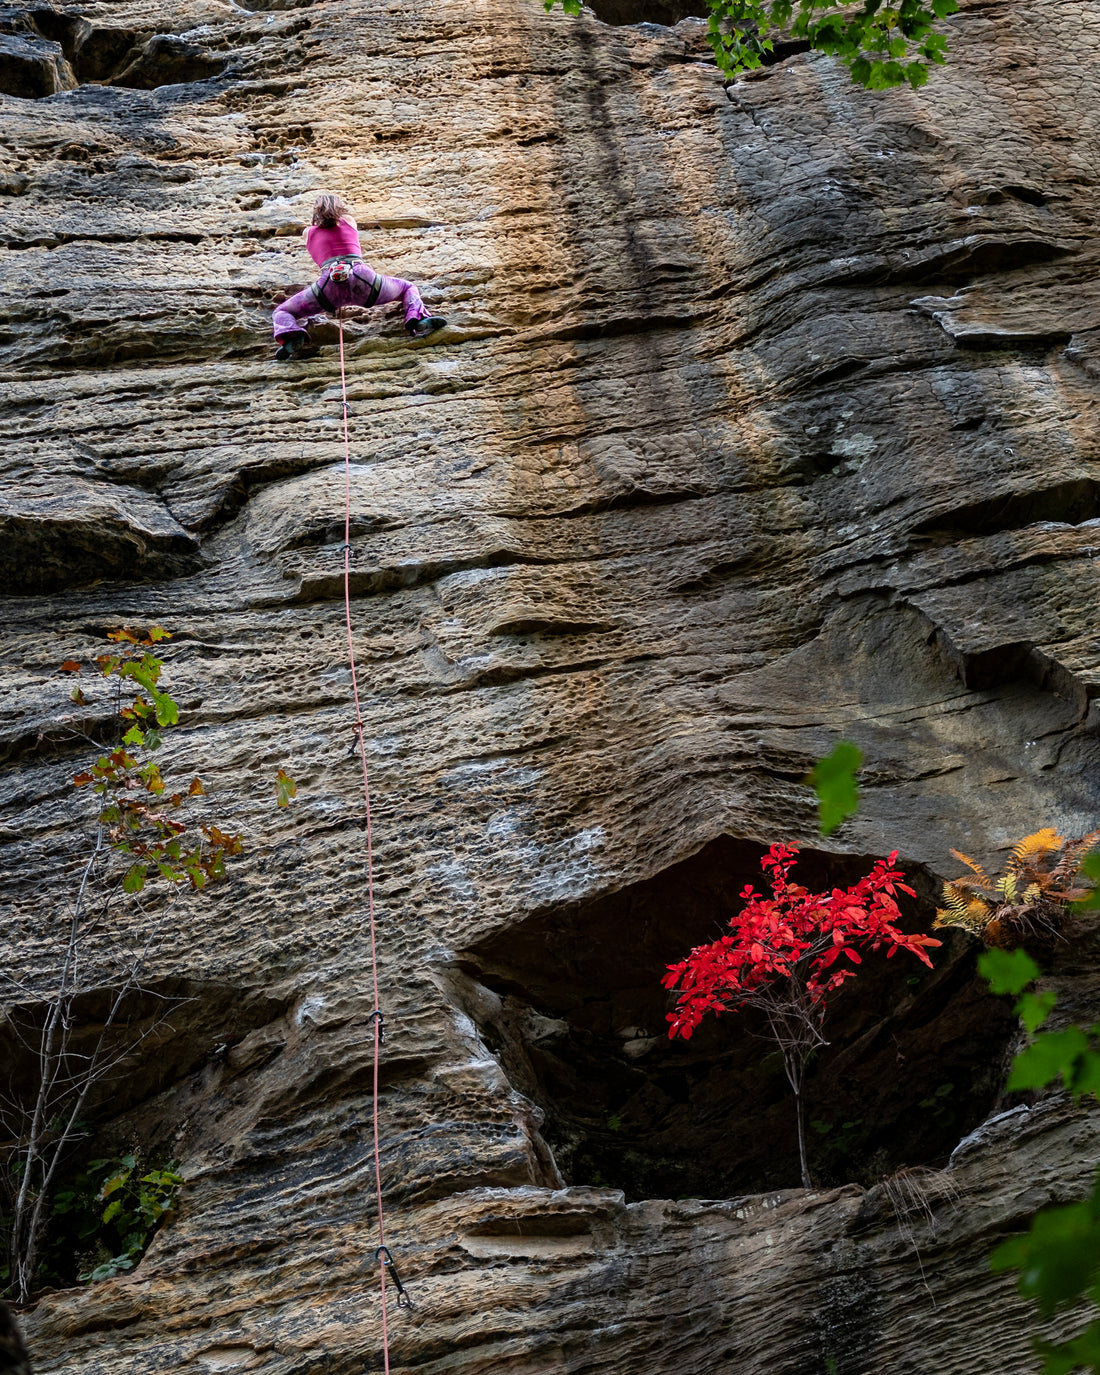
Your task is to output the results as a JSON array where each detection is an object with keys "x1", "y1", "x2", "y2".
[{"x1": 337, "y1": 318, "x2": 392, "y2": 1372}]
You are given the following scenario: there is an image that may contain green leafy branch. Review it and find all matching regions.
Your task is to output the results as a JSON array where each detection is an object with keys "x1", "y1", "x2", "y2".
[
  {"x1": 56, "y1": 1154, "x2": 185, "y2": 1284},
  {"x1": 980, "y1": 944, "x2": 1100, "y2": 1373},
  {"x1": 541, "y1": 0, "x2": 959, "y2": 90},
  {"x1": 65, "y1": 629, "x2": 243, "y2": 895},
  {"x1": 65, "y1": 628, "x2": 298, "y2": 895}
]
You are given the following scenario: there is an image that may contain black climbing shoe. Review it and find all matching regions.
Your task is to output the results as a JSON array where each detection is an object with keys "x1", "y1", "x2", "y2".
[
  {"x1": 274, "y1": 331, "x2": 309, "y2": 361},
  {"x1": 405, "y1": 316, "x2": 447, "y2": 338}
]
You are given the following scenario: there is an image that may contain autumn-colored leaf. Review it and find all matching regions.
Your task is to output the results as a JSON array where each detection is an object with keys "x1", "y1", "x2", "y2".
[
  {"x1": 188, "y1": 777, "x2": 206, "y2": 796},
  {"x1": 276, "y1": 768, "x2": 297, "y2": 808},
  {"x1": 60, "y1": 660, "x2": 82, "y2": 673}
]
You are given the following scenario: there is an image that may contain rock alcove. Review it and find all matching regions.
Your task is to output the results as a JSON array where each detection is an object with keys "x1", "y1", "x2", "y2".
[
  {"x1": 0, "y1": 977, "x2": 290, "y2": 1152},
  {"x1": 454, "y1": 837, "x2": 1019, "y2": 1200},
  {"x1": 0, "y1": 3, "x2": 246, "y2": 99}
]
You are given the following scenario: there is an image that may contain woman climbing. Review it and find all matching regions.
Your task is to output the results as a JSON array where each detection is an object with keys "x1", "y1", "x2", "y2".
[{"x1": 272, "y1": 193, "x2": 446, "y2": 360}]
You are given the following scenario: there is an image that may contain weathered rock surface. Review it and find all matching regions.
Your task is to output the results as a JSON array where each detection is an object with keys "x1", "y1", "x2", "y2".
[{"x1": 1, "y1": 0, "x2": 1099, "y2": 1370}]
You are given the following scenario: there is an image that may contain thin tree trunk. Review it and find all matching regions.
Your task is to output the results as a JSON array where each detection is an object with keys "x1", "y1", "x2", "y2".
[
  {"x1": 8, "y1": 833, "x2": 103, "y2": 1302},
  {"x1": 775, "y1": 1024, "x2": 815, "y2": 1191},
  {"x1": 793, "y1": 1086, "x2": 812, "y2": 1190}
]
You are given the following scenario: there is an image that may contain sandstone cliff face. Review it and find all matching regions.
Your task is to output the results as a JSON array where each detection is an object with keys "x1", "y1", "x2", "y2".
[{"x1": 2, "y1": 0, "x2": 1100, "y2": 1370}]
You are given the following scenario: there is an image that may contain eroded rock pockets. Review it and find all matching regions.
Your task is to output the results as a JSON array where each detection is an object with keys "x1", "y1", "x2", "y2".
[
  {"x1": 449, "y1": 836, "x2": 1020, "y2": 1202},
  {"x1": 0, "y1": 4, "x2": 225, "y2": 96},
  {"x1": 0, "y1": 0, "x2": 319, "y2": 98}
]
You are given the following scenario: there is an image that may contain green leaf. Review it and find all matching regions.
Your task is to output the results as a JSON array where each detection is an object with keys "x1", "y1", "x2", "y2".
[
  {"x1": 905, "y1": 60, "x2": 928, "y2": 89},
  {"x1": 1074, "y1": 849, "x2": 1100, "y2": 910},
  {"x1": 102, "y1": 1199, "x2": 123, "y2": 1225},
  {"x1": 1007, "y1": 1027, "x2": 1091, "y2": 1093},
  {"x1": 978, "y1": 947, "x2": 1040, "y2": 997},
  {"x1": 808, "y1": 741, "x2": 862, "y2": 836},
  {"x1": 122, "y1": 724, "x2": 144, "y2": 747},
  {"x1": 122, "y1": 864, "x2": 147, "y2": 894},
  {"x1": 152, "y1": 689, "x2": 179, "y2": 728},
  {"x1": 1018, "y1": 990, "x2": 1058, "y2": 1034},
  {"x1": 1070, "y1": 1050, "x2": 1100, "y2": 1099},
  {"x1": 1037, "y1": 1321, "x2": 1100, "y2": 1375},
  {"x1": 992, "y1": 1189, "x2": 1100, "y2": 1315}
]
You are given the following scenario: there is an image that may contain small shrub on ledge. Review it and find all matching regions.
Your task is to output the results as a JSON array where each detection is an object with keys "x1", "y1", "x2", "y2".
[
  {"x1": 662, "y1": 843, "x2": 940, "y2": 1188},
  {"x1": 934, "y1": 829, "x2": 1100, "y2": 950}
]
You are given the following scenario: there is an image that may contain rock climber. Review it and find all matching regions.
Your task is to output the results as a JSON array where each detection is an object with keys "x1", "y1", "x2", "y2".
[{"x1": 272, "y1": 193, "x2": 446, "y2": 360}]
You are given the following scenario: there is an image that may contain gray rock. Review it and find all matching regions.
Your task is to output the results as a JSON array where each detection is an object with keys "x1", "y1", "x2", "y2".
[
  {"x1": 0, "y1": 31, "x2": 73, "y2": 96},
  {"x1": 1, "y1": 0, "x2": 1100, "y2": 1371}
]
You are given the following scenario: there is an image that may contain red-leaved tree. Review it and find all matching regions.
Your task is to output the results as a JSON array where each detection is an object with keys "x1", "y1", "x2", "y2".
[{"x1": 663, "y1": 844, "x2": 941, "y2": 1188}]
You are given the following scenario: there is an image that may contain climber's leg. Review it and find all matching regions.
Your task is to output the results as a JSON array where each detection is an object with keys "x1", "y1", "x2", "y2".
[
  {"x1": 375, "y1": 274, "x2": 425, "y2": 323},
  {"x1": 272, "y1": 286, "x2": 320, "y2": 341},
  {"x1": 375, "y1": 274, "x2": 447, "y2": 335}
]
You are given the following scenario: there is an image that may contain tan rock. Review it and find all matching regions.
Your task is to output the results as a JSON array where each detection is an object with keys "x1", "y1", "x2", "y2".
[{"x1": 1, "y1": 0, "x2": 1100, "y2": 1371}]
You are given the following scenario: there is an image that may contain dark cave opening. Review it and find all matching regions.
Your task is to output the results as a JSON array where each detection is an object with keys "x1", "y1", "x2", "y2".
[
  {"x1": 0, "y1": 978, "x2": 287, "y2": 1127},
  {"x1": 455, "y1": 837, "x2": 1019, "y2": 1200},
  {"x1": 585, "y1": 0, "x2": 709, "y2": 27},
  {"x1": 0, "y1": 979, "x2": 289, "y2": 1295}
]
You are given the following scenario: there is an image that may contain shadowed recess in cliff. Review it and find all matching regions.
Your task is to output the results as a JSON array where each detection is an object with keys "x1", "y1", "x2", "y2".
[
  {"x1": 579, "y1": 0, "x2": 708, "y2": 32},
  {"x1": 0, "y1": 978, "x2": 290, "y2": 1134},
  {"x1": 0, "y1": 7, "x2": 227, "y2": 96},
  {"x1": 454, "y1": 837, "x2": 1018, "y2": 1200}
]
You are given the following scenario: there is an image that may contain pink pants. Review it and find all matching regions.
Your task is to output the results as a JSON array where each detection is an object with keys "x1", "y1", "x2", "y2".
[{"x1": 272, "y1": 267, "x2": 427, "y2": 339}]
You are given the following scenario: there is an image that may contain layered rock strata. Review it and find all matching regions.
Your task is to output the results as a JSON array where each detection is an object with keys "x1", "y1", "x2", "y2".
[{"x1": 2, "y1": 0, "x2": 1100, "y2": 1370}]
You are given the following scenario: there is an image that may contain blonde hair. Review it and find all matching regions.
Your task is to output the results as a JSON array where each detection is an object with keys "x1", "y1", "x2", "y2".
[{"x1": 312, "y1": 194, "x2": 349, "y2": 228}]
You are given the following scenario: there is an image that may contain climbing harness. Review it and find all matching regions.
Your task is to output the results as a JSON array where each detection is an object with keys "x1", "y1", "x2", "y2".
[
  {"x1": 311, "y1": 262, "x2": 382, "y2": 313},
  {"x1": 322, "y1": 253, "x2": 364, "y2": 271},
  {"x1": 338, "y1": 318, "x2": 401, "y2": 1372}
]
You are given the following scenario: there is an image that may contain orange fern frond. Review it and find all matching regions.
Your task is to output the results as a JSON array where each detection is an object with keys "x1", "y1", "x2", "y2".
[
  {"x1": 934, "y1": 883, "x2": 992, "y2": 933},
  {"x1": 942, "y1": 829, "x2": 1099, "y2": 948},
  {"x1": 1011, "y1": 829, "x2": 1063, "y2": 865},
  {"x1": 1054, "y1": 829, "x2": 1100, "y2": 877},
  {"x1": 949, "y1": 850, "x2": 992, "y2": 889}
]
